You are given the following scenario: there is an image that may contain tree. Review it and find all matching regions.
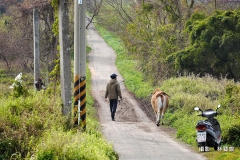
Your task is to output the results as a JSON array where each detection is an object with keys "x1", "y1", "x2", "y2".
[
  {"x1": 170, "y1": 10, "x2": 240, "y2": 80},
  {"x1": 86, "y1": 0, "x2": 103, "y2": 29},
  {"x1": 97, "y1": 0, "x2": 135, "y2": 32},
  {"x1": 0, "y1": 0, "x2": 57, "y2": 73}
]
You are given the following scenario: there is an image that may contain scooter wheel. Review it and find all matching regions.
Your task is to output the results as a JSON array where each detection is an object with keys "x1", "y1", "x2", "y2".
[{"x1": 214, "y1": 143, "x2": 221, "y2": 151}]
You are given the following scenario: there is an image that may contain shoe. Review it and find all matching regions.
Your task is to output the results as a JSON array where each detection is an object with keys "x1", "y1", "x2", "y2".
[{"x1": 112, "y1": 119, "x2": 115, "y2": 121}]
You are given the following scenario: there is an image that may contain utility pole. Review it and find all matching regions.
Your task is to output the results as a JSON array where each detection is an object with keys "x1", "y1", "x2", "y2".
[
  {"x1": 33, "y1": 8, "x2": 40, "y2": 89},
  {"x1": 214, "y1": 0, "x2": 216, "y2": 10},
  {"x1": 73, "y1": 0, "x2": 86, "y2": 128},
  {"x1": 59, "y1": 0, "x2": 72, "y2": 116}
]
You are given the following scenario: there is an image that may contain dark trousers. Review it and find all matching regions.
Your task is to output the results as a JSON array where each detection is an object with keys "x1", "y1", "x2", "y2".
[{"x1": 109, "y1": 99, "x2": 118, "y2": 120}]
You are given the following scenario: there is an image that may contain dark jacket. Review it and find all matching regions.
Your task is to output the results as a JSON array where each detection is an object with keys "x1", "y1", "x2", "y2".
[{"x1": 105, "y1": 79, "x2": 122, "y2": 100}]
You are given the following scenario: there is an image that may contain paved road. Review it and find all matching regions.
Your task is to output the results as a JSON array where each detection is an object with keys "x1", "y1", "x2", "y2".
[{"x1": 87, "y1": 27, "x2": 207, "y2": 160}]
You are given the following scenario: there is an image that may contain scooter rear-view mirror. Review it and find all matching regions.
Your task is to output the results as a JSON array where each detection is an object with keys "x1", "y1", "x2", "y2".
[
  {"x1": 216, "y1": 104, "x2": 221, "y2": 112},
  {"x1": 194, "y1": 107, "x2": 200, "y2": 111}
]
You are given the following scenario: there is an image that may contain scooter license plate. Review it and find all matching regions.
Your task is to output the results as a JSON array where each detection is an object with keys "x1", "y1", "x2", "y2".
[{"x1": 197, "y1": 132, "x2": 206, "y2": 142}]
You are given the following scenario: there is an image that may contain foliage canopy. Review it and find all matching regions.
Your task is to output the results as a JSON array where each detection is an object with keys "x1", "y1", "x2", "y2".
[{"x1": 170, "y1": 10, "x2": 240, "y2": 80}]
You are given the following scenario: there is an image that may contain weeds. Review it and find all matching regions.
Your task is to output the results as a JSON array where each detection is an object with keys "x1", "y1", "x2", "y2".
[{"x1": 0, "y1": 68, "x2": 118, "y2": 159}]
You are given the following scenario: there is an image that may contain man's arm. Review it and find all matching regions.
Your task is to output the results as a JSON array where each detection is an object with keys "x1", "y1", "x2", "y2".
[
  {"x1": 117, "y1": 83, "x2": 122, "y2": 99},
  {"x1": 105, "y1": 84, "x2": 109, "y2": 101}
]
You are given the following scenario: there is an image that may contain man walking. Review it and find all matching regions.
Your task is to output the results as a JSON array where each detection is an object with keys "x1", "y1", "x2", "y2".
[{"x1": 105, "y1": 73, "x2": 123, "y2": 121}]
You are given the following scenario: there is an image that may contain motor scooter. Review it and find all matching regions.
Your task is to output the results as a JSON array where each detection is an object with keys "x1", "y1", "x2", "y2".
[{"x1": 194, "y1": 104, "x2": 221, "y2": 151}]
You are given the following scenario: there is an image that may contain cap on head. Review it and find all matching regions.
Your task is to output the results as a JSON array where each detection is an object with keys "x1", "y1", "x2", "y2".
[{"x1": 110, "y1": 73, "x2": 117, "y2": 79}]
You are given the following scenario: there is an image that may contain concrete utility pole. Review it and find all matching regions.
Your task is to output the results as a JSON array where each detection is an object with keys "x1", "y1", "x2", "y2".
[
  {"x1": 33, "y1": 8, "x2": 40, "y2": 88},
  {"x1": 73, "y1": 0, "x2": 87, "y2": 128},
  {"x1": 214, "y1": 0, "x2": 217, "y2": 10},
  {"x1": 59, "y1": 0, "x2": 72, "y2": 116},
  {"x1": 80, "y1": 0, "x2": 86, "y2": 78}
]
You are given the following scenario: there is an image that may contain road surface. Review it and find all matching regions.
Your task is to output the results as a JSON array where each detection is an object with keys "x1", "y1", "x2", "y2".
[{"x1": 87, "y1": 27, "x2": 207, "y2": 160}]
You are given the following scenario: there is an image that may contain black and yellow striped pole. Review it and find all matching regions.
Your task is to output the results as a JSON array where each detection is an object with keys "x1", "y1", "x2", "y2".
[
  {"x1": 74, "y1": 0, "x2": 86, "y2": 129},
  {"x1": 73, "y1": 75, "x2": 86, "y2": 128}
]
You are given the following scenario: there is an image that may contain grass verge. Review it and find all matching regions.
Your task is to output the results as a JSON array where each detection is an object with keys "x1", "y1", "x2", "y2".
[{"x1": 0, "y1": 57, "x2": 118, "y2": 159}]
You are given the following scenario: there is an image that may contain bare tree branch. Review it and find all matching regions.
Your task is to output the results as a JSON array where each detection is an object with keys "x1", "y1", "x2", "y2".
[
  {"x1": 86, "y1": 0, "x2": 103, "y2": 29},
  {"x1": 105, "y1": 0, "x2": 133, "y2": 23}
]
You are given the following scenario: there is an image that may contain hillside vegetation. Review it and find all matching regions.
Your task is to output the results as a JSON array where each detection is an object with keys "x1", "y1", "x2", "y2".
[
  {"x1": 1, "y1": 0, "x2": 240, "y2": 159},
  {"x1": 96, "y1": 1, "x2": 240, "y2": 82}
]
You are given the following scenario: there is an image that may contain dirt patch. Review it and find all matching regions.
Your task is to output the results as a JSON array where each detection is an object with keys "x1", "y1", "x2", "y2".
[
  {"x1": 123, "y1": 91, "x2": 156, "y2": 122},
  {"x1": 116, "y1": 99, "x2": 139, "y2": 122},
  {"x1": 137, "y1": 97, "x2": 155, "y2": 122},
  {"x1": 94, "y1": 97, "x2": 140, "y2": 122}
]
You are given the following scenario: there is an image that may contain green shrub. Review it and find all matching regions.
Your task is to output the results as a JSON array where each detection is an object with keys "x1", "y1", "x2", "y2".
[
  {"x1": 224, "y1": 124, "x2": 240, "y2": 147},
  {"x1": 12, "y1": 81, "x2": 28, "y2": 98},
  {"x1": 37, "y1": 149, "x2": 56, "y2": 160},
  {"x1": 0, "y1": 139, "x2": 19, "y2": 160},
  {"x1": 34, "y1": 130, "x2": 118, "y2": 160},
  {"x1": 221, "y1": 83, "x2": 240, "y2": 115},
  {"x1": 0, "y1": 69, "x2": 6, "y2": 80},
  {"x1": 0, "y1": 89, "x2": 65, "y2": 158}
]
